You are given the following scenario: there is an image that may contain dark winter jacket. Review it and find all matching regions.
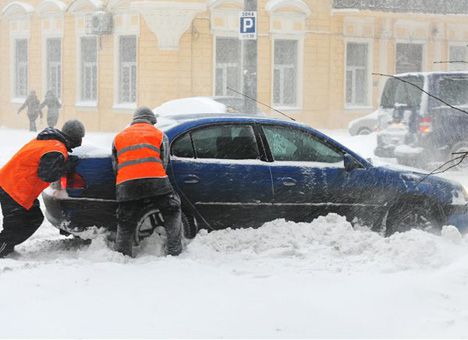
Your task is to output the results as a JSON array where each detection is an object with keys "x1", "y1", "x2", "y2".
[
  {"x1": 111, "y1": 125, "x2": 173, "y2": 202},
  {"x1": 40, "y1": 93, "x2": 62, "y2": 117},
  {"x1": 18, "y1": 94, "x2": 42, "y2": 120},
  {"x1": 36, "y1": 128, "x2": 73, "y2": 182}
]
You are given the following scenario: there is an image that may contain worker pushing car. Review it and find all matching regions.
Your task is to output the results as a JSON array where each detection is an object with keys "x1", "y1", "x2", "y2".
[
  {"x1": 0, "y1": 120, "x2": 85, "y2": 258},
  {"x1": 112, "y1": 107, "x2": 183, "y2": 257}
]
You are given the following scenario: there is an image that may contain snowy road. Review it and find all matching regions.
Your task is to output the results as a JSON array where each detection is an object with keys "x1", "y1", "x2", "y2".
[{"x1": 0, "y1": 127, "x2": 468, "y2": 338}]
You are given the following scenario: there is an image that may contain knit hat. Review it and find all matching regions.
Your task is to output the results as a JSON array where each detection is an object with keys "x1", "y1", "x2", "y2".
[
  {"x1": 61, "y1": 119, "x2": 85, "y2": 149},
  {"x1": 132, "y1": 107, "x2": 157, "y2": 125}
]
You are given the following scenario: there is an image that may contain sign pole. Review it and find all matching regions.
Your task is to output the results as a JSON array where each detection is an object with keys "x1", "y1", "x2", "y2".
[{"x1": 242, "y1": 0, "x2": 257, "y2": 113}]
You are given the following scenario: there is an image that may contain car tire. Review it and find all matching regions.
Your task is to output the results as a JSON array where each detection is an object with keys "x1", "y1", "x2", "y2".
[
  {"x1": 357, "y1": 127, "x2": 372, "y2": 135},
  {"x1": 450, "y1": 141, "x2": 468, "y2": 170},
  {"x1": 385, "y1": 199, "x2": 442, "y2": 237},
  {"x1": 133, "y1": 204, "x2": 197, "y2": 247}
]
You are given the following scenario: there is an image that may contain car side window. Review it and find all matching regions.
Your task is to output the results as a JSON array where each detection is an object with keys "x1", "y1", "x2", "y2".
[
  {"x1": 191, "y1": 124, "x2": 260, "y2": 160},
  {"x1": 263, "y1": 125, "x2": 343, "y2": 163},
  {"x1": 171, "y1": 133, "x2": 195, "y2": 158}
]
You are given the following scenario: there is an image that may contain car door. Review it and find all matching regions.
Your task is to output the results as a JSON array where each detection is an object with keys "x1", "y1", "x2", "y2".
[
  {"x1": 260, "y1": 124, "x2": 352, "y2": 222},
  {"x1": 170, "y1": 123, "x2": 274, "y2": 229}
]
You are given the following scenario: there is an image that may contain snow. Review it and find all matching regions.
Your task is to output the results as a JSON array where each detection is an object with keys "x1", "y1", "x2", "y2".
[
  {"x1": 153, "y1": 97, "x2": 227, "y2": 116},
  {"x1": 0, "y1": 127, "x2": 468, "y2": 338}
]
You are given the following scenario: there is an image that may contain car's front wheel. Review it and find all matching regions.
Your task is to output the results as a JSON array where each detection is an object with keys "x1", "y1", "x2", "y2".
[{"x1": 385, "y1": 200, "x2": 441, "y2": 236}]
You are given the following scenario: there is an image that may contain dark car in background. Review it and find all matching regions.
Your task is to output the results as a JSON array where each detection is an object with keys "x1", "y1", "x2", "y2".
[
  {"x1": 375, "y1": 72, "x2": 468, "y2": 169},
  {"x1": 43, "y1": 115, "x2": 468, "y2": 249}
]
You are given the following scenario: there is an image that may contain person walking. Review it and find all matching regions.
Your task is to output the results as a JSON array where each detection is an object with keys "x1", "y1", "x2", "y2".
[
  {"x1": 0, "y1": 120, "x2": 85, "y2": 258},
  {"x1": 17, "y1": 90, "x2": 42, "y2": 132},
  {"x1": 40, "y1": 90, "x2": 62, "y2": 128},
  {"x1": 112, "y1": 107, "x2": 182, "y2": 257}
]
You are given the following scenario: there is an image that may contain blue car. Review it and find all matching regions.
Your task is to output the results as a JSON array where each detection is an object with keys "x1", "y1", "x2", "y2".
[{"x1": 42, "y1": 114, "x2": 468, "y2": 244}]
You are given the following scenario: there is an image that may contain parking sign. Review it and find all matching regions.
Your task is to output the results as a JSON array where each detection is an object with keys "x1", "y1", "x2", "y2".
[{"x1": 240, "y1": 11, "x2": 257, "y2": 40}]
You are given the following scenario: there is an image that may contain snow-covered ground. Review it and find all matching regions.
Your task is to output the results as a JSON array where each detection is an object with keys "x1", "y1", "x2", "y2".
[{"x1": 0, "y1": 127, "x2": 467, "y2": 338}]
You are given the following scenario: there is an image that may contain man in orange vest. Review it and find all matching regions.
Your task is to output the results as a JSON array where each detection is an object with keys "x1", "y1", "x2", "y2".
[
  {"x1": 0, "y1": 120, "x2": 85, "y2": 258},
  {"x1": 112, "y1": 107, "x2": 182, "y2": 257}
]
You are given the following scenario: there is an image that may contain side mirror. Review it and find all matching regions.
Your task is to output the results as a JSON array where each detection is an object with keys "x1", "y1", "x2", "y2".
[{"x1": 344, "y1": 153, "x2": 362, "y2": 172}]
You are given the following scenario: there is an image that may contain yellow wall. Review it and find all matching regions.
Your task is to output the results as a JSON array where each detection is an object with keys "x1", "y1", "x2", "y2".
[{"x1": 0, "y1": 0, "x2": 466, "y2": 132}]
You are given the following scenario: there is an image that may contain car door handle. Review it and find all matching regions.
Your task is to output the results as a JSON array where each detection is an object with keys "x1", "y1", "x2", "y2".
[
  {"x1": 280, "y1": 177, "x2": 297, "y2": 187},
  {"x1": 183, "y1": 175, "x2": 200, "y2": 184}
]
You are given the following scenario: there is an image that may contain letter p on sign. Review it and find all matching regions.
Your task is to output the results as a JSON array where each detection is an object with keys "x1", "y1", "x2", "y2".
[{"x1": 239, "y1": 11, "x2": 257, "y2": 40}]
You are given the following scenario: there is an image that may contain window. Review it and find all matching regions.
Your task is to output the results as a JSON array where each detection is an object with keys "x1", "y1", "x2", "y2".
[
  {"x1": 449, "y1": 45, "x2": 467, "y2": 71},
  {"x1": 119, "y1": 35, "x2": 137, "y2": 104},
  {"x1": 81, "y1": 37, "x2": 97, "y2": 102},
  {"x1": 215, "y1": 37, "x2": 242, "y2": 96},
  {"x1": 396, "y1": 43, "x2": 423, "y2": 74},
  {"x1": 173, "y1": 125, "x2": 259, "y2": 160},
  {"x1": 346, "y1": 42, "x2": 369, "y2": 106},
  {"x1": 15, "y1": 39, "x2": 28, "y2": 98},
  {"x1": 172, "y1": 133, "x2": 194, "y2": 158},
  {"x1": 263, "y1": 125, "x2": 343, "y2": 164},
  {"x1": 46, "y1": 38, "x2": 61, "y2": 98},
  {"x1": 273, "y1": 39, "x2": 298, "y2": 107},
  {"x1": 381, "y1": 76, "x2": 424, "y2": 109}
]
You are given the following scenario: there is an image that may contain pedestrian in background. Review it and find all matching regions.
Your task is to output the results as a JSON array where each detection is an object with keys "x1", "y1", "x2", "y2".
[
  {"x1": 17, "y1": 90, "x2": 42, "y2": 132},
  {"x1": 40, "y1": 90, "x2": 62, "y2": 128}
]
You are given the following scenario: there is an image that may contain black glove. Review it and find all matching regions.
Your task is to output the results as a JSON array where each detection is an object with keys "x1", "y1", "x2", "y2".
[{"x1": 65, "y1": 155, "x2": 80, "y2": 173}]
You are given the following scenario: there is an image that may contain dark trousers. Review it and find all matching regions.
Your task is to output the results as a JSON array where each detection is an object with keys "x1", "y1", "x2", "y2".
[
  {"x1": 115, "y1": 193, "x2": 183, "y2": 257},
  {"x1": 0, "y1": 188, "x2": 44, "y2": 257},
  {"x1": 28, "y1": 118, "x2": 37, "y2": 132}
]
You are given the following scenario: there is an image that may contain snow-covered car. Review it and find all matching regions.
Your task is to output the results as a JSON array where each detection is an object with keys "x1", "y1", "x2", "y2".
[
  {"x1": 348, "y1": 111, "x2": 381, "y2": 136},
  {"x1": 42, "y1": 114, "x2": 468, "y2": 247},
  {"x1": 154, "y1": 96, "x2": 264, "y2": 118},
  {"x1": 375, "y1": 71, "x2": 468, "y2": 164}
]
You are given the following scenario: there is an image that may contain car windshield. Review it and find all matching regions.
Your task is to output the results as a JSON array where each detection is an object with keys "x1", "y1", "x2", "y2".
[{"x1": 381, "y1": 76, "x2": 424, "y2": 109}]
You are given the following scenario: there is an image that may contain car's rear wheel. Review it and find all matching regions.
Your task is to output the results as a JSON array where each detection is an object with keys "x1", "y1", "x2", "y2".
[
  {"x1": 133, "y1": 205, "x2": 197, "y2": 248},
  {"x1": 385, "y1": 199, "x2": 441, "y2": 236},
  {"x1": 357, "y1": 127, "x2": 372, "y2": 135}
]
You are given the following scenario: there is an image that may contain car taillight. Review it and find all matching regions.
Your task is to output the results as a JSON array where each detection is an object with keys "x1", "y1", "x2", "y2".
[
  {"x1": 61, "y1": 173, "x2": 86, "y2": 189},
  {"x1": 419, "y1": 116, "x2": 432, "y2": 134}
]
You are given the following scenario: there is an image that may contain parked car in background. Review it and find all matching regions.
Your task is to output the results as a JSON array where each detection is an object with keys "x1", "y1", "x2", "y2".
[
  {"x1": 394, "y1": 72, "x2": 468, "y2": 168},
  {"x1": 42, "y1": 114, "x2": 468, "y2": 250},
  {"x1": 374, "y1": 73, "x2": 424, "y2": 158},
  {"x1": 348, "y1": 111, "x2": 380, "y2": 136},
  {"x1": 374, "y1": 72, "x2": 468, "y2": 169}
]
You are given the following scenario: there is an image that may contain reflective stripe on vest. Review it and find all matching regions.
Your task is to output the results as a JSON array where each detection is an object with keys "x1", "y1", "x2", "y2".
[
  {"x1": 0, "y1": 139, "x2": 68, "y2": 210},
  {"x1": 114, "y1": 123, "x2": 167, "y2": 185}
]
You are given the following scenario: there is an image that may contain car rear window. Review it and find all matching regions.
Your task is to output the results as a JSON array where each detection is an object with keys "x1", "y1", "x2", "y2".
[
  {"x1": 434, "y1": 76, "x2": 468, "y2": 107},
  {"x1": 381, "y1": 76, "x2": 424, "y2": 109}
]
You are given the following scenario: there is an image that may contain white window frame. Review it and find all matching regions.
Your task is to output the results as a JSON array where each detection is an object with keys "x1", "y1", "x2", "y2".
[
  {"x1": 76, "y1": 35, "x2": 98, "y2": 107},
  {"x1": 344, "y1": 38, "x2": 373, "y2": 110},
  {"x1": 213, "y1": 34, "x2": 244, "y2": 97},
  {"x1": 113, "y1": 34, "x2": 138, "y2": 110},
  {"x1": 448, "y1": 43, "x2": 468, "y2": 71},
  {"x1": 271, "y1": 36, "x2": 303, "y2": 111},
  {"x1": 12, "y1": 37, "x2": 29, "y2": 101},
  {"x1": 44, "y1": 36, "x2": 62, "y2": 99},
  {"x1": 395, "y1": 40, "x2": 426, "y2": 74}
]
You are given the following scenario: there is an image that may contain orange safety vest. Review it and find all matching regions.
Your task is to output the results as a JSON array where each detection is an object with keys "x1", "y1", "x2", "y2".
[
  {"x1": 0, "y1": 139, "x2": 68, "y2": 210},
  {"x1": 114, "y1": 123, "x2": 168, "y2": 185}
]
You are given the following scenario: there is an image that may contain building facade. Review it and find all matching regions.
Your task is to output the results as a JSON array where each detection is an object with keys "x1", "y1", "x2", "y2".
[{"x1": 0, "y1": 0, "x2": 468, "y2": 132}]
